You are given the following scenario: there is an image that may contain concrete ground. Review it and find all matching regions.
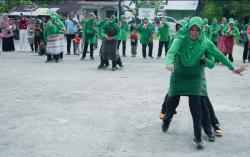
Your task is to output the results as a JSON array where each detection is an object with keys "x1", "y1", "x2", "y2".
[{"x1": 0, "y1": 40, "x2": 250, "y2": 157}]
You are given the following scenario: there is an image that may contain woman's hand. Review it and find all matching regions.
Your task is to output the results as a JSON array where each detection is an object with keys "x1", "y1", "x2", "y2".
[
  {"x1": 105, "y1": 35, "x2": 109, "y2": 40},
  {"x1": 233, "y1": 65, "x2": 248, "y2": 76},
  {"x1": 166, "y1": 64, "x2": 174, "y2": 72}
]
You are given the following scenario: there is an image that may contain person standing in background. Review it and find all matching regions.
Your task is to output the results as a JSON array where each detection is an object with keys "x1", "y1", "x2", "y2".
[
  {"x1": 211, "y1": 18, "x2": 219, "y2": 46},
  {"x1": 223, "y1": 19, "x2": 240, "y2": 62},
  {"x1": 157, "y1": 16, "x2": 170, "y2": 59},
  {"x1": 136, "y1": 17, "x2": 155, "y2": 59},
  {"x1": 27, "y1": 19, "x2": 35, "y2": 52},
  {"x1": 18, "y1": 15, "x2": 28, "y2": 51},
  {"x1": 1, "y1": 15, "x2": 15, "y2": 52},
  {"x1": 117, "y1": 15, "x2": 129, "y2": 57},
  {"x1": 65, "y1": 12, "x2": 78, "y2": 55},
  {"x1": 241, "y1": 18, "x2": 250, "y2": 63}
]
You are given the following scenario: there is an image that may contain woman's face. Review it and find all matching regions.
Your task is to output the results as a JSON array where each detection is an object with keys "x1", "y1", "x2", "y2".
[
  {"x1": 189, "y1": 25, "x2": 200, "y2": 40},
  {"x1": 229, "y1": 23, "x2": 233, "y2": 29},
  {"x1": 176, "y1": 24, "x2": 181, "y2": 31},
  {"x1": 109, "y1": 17, "x2": 113, "y2": 22},
  {"x1": 221, "y1": 18, "x2": 226, "y2": 24}
]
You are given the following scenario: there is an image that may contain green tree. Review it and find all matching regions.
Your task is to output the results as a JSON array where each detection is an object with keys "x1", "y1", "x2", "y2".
[{"x1": 123, "y1": 0, "x2": 165, "y2": 16}]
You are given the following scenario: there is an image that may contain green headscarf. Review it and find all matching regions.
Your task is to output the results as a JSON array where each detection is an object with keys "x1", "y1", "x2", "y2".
[
  {"x1": 176, "y1": 19, "x2": 188, "y2": 27},
  {"x1": 203, "y1": 18, "x2": 208, "y2": 25},
  {"x1": 175, "y1": 16, "x2": 205, "y2": 66},
  {"x1": 110, "y1": 15, "x2": 116, "y2": 25},
  {"x1": 46, "y1": 21, "x2": 53, "y2": 29},
  {"x1": 222, "y1": 17, "x2": 227, "y2": 24},
  {"x1": 212, "y1": 18, "x2": 217, "y2": 25},
  {"x1": 228, "y1": 18, "x2": 235, "y2": 25}
]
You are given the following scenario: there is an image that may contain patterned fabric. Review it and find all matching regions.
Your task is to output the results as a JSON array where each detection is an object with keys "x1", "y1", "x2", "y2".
[{"x1": 46, "y1": 34, "x2": 64, "y2": 55}]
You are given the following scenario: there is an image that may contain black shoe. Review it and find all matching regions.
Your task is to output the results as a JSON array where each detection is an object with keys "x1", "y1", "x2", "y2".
[
  {"x1": 143, "y1": 57, "x2": 146, "y2": 59},
  {"x1": 81, "y1": 57, "x2": 85, "y2": 61},
  {"x1": 243, "y1": 59, "x2": 246, "y2": 63},
  {"x1": 229, "y1": 55, "x2": 233, "y2": 62},
  {"x1": 205, "y1": 133, "x2": 215, "y2": 142},
  {"x1": 66, "y1": 53, "x2": 70, "y2": 55},
  {"x1": 213, "y1": 124, "x2": 223, "y2": 137},
  {"x1": 162, "y1": 117, "x2": 172, "y2": 132},
  {"x1": 98, "y1": 64, "x2": 104, "y2": 69},
  {"x1": 194, "y1": 138, "x2": 204, "y2": 149},
  {"x1": 90, "y1": 57, "x2": 94, "y2": 60},
  {"x1": 112, "y1": 67, "x2": 116, "y2": 71},
  {"x1": 123, "y1": 54, "x2": 126, "y2": 57},
  {"x1": 149, "y1": 56, "x2": 154, "y2": 59},
  {"x1": 118, "y1": 64, "x2": 123, "y2": 68},
  {"x1": 55, "y1": 59, "x2": 59, "y2": 63},
  {"x1": 103, "y1": 64, "x2": 109, "y2": 69}
]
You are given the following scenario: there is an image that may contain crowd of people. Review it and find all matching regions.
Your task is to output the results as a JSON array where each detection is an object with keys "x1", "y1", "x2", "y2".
[
  {"x1": 1, "y1": 13, "x2": 250, "y2": 65},
  {"x1": 0, "y1": 12, "x2": 249, "y2": 149}
]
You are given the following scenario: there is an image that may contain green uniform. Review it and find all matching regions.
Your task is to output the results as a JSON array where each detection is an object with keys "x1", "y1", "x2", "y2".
[
  {"x1": 136, "y1": 22, "x2": 155, "y2": 44},
  {"x1": 242, "y1": 19, "x2": 250, "y2": 42},
  {"x1": 223, "y1": 20, "x2": 240, "y2": 39},
  {"x1": 51, "y1": 15, "x2": 65, "y2": 34},
  {"x1": 203, "y1": 18, "x2": 212, "y2": 41},
  {"x1": 43, "y1": 21, "x2": 60, "y2": 41},
  {"x1": 165, "y1": 17, "x2": 236, "y2": 96},
  {"x1": 118, "y1": 16, "x2": 129, "y2": 41},
  {"x1": 211, "y1": 18, "x2": 219, "y2": 43},
  {"x1": 158, "y1": 17, "x2": 170, "y2": 41},
  {"x1": 98, "y1": 19, "x2": 108, "y2": 40},
  {"x1": 84, "y1": 18, "x2": 98, "y2": 44}
]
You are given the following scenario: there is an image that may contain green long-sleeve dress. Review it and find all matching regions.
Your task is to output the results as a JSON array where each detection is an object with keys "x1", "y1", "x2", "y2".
[
  {"x1": 84, "y1": 18, "x2": 97, "y2": 44},
  {"x1": 136, "y1": 22, "x2": 155, "y2": 45},
  {"x1": 117, "y1": 16, "x2": 129, "y2": 41},
  {"x1": 158, "y1": 17, "x2": 170, "y2": 42},
  {"x1": 165, "y1": 17, "x2": 236, "y2": 96},
  {"x1": 101, "y1": 16, "x2": 120, "y2": 60}
]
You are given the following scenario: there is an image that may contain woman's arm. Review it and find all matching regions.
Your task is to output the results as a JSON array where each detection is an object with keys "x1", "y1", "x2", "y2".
[{"x1": 165, "y1": 38, "x2": 181, "y2": 65}]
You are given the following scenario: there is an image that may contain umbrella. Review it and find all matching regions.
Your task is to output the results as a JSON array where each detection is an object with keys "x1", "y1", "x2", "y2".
[{"x1": 34, "y1": 8, "x2": 60, "y2": 17}]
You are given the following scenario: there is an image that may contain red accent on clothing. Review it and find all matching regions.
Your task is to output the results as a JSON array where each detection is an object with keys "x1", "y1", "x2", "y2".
[
  {"x1": 72, "y1": 37, "x2": 81, "y2": 44},
  {"x1": 224, "y1": 35, "x2": 234, "y2": 54},
  {"x1": 130, "y1": 33, "x2": 138, "y2": 40},
  {"x1": 18, "y1": 20, "x2": 28, "y2": 29}
]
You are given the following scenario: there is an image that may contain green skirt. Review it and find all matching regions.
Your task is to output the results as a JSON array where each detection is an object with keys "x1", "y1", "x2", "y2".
[{"x1": 168, "y1": 55, "x2": 207, "y2": 96}]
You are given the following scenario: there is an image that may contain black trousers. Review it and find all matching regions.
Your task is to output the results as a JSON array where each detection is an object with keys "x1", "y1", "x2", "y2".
[
  {"x1": 157, "y1": 41, "x2": 169, "y2": 57},
  {"x1": 116, "y1": 56, "x2": 123, "y2": 66},
  {"x1": 118, "y1": 40, "x2": 126, "y2": 56},
  {"x1": 205, "y1": 96, "x2": 219, "y2": 128},
  {"x1": 82, "y1": 42, "x2": 94, "y2": 58},
  {"x1": 66, "y1": 34, "x2": 75, "y2": 54},
  {"x1": 47, "y1": 54, "x2": 59, "y2": 61},
  {"x1": 243, "y1": 41, "x2": 250, "y2": 60},
  {"x1": 34, "y1": 36, "x2": 40, "y2": 52},
  {"x1": 163, "y1": 95, "x2": 213, "y2": 139},
  {"x1": 142, "y1": 42, "x2": 153, "y2": 58}
]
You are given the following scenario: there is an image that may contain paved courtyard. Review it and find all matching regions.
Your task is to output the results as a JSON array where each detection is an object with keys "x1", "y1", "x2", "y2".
[{"x1": 0, "y1": 40, "x2": 250, "y2": 157}]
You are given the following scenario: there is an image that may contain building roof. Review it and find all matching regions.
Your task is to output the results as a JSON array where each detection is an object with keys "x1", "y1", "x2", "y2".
[
  {"x1": 164, "y1": 0, "x2": 199, "y2": 11},
  {"x1": 57, "y1": 1, "x2": 81, "y2": 13},
  {"x1": 77, "y1": 1, "x2": 118, "y2": 6}
]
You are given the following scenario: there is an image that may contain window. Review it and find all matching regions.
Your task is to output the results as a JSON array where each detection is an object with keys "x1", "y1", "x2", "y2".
[{"x1": 106, "y1": 10, "x2": 117, "y2": 18}]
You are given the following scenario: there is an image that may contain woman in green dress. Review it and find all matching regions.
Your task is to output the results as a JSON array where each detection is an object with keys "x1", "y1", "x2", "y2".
[
  {"x1": 117, "y1": 15, "x2": 129, "y2": 57},
  {"x1": 163, "y1": 16, "x2": 246, "y2": 149},
  {"x1": 100, "y1": 15, "x2": 120, "y2": 71},
  {"x1": 81, "y1": 13, "x2": 97, "y2": 60}
]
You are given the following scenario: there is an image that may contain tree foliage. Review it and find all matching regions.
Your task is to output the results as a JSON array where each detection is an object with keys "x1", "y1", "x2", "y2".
[
  {"x1": 123, "y1": 0, "x2": 165, "y2": 16},
  {"x1": 0, "y1": 0, "x2": 71, "y2": 13},
  {"x1": 199, "y1": 0, "x2": 250, "y2": 22}
]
